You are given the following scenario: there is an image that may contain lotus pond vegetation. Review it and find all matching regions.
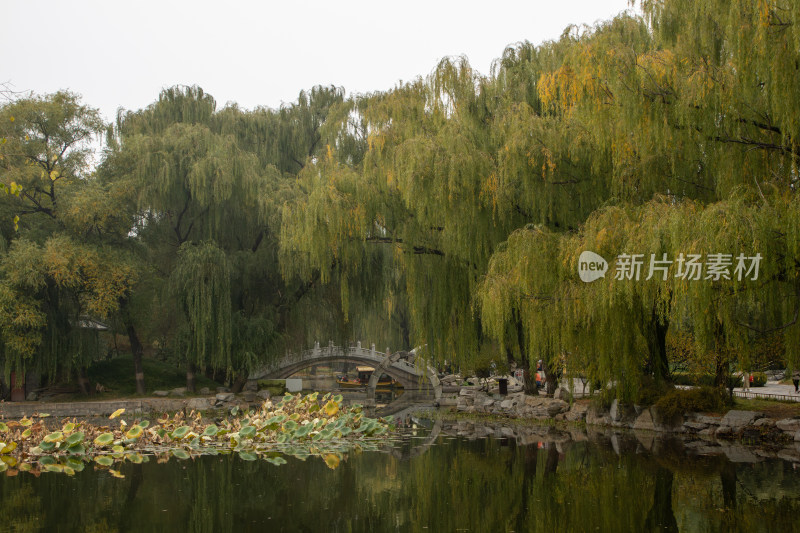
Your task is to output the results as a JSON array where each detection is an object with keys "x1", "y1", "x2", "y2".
[{"x1": 0, "y1": 392, "x2": 395, "y2": 478}]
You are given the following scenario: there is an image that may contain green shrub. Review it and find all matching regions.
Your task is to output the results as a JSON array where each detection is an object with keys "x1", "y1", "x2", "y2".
[
  {"x1": 635, "y1": 376, "x2": 672, "y2": 407},
  {"x1": 751, "y1": 372, "x2": 768, "y2": 387},
  {"x1": 654, "y1": 386, "x2": 729, "y2": 421}
]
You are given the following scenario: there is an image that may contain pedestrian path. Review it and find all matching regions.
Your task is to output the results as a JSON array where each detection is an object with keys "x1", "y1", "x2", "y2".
[{"x1": 732, "y1": 380, "x2": 800, "y2": 402}]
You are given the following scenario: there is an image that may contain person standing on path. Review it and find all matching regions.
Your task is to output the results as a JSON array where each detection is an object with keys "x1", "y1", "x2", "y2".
[{"x1": 792, "y1": 369, "x2": 800, "y2": 393}]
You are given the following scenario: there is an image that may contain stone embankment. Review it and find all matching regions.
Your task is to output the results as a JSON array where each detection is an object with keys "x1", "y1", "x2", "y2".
[
  {"x1": 450, "y1": 387, "x2": 800, "y2": 444},
  {"x1": 0, "y1": 387, "x2": 272, "y2": 419}
]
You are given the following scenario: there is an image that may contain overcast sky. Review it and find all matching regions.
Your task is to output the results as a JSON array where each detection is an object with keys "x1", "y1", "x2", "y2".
[{"x1": 3, "y1": 0, "x2": 635, "y2": 122}]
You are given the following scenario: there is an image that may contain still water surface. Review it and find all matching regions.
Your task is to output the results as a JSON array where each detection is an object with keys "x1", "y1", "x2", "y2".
[{"x1": 2, "y1": 421, "x2": 799, "y2": 532}]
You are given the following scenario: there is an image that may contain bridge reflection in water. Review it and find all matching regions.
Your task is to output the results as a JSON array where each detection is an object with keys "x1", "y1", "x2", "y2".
[{"x1": 248, "y1": 341, "x2": 441, "y2": 414}]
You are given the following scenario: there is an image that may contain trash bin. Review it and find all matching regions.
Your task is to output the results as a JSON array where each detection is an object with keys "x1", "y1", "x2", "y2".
[{"x1": 498, "y1": 378, "x2": 508, "y2": 395}]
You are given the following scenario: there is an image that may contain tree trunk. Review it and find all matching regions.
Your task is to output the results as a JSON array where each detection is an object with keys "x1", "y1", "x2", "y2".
[
  {"x1": 25, "y1": 371, "x2": 41, "y2": 398},
  {"x1": 127, "y1": 324, "x2": 146, "y2": 395},
  {"x1": 513, "y1": 314, "x2": 538, "y2": 395},
  {"x1": 230, "y1": 373, "x2": 248, "y2": 393},
  {"x1": 644, "y1": 467, "x2": 678, "y2": 532},
  {"x1": 77, "y1": 367, "x2": 92, "y2": 396},
  {"x1": 544, "y1": 446, "x2": 559, "y2": 475},
  {"x1": 523, "y1": 368, "x2": 538, "y2": 395},
  {"x1": 187, "y1": 362, "x2": 197, "y2": 393},
  {"x1": 720, "y1": 461, "x2": 737, "y2": 509},
  {"x1": 0, "y1": 375, "x2": 9, "y2": 401},
  {"x1": 543, "y1": 359, "x2": 558, "y2": 396},
  {"x1": 644, "y1": 313, "x2": 670, "y2": 382}
]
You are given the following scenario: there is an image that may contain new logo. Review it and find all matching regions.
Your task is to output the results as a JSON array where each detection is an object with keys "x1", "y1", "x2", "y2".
[{"x1": 578, "y1": 251, "x2": 608, "y2": 283}]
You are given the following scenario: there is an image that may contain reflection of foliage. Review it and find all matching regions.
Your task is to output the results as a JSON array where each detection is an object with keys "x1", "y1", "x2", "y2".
[
  {"x1": 0, "y1": 393, "x2": 395, "y2": 478},
  {"x1": 0, "y1": 483, "x2": 42, "y2": 532}
]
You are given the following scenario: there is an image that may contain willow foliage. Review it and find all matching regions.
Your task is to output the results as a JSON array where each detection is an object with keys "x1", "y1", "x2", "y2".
[
  {"x1": 281, "y1": 1, "x2": 800, "y2": 395},
  {"x1": 170, "y1": 242, "x2": 232, "y2": 372}
]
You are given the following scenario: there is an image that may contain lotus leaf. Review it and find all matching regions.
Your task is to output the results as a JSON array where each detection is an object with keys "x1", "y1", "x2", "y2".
[
  {"x1": 65, "y1": 432, "x2": 85, "y2": 446},
  {"x1": 188, "y1": 437, "x2": 200, "y2": 448},
  {"x1": 94, "y1": 433, "x2": 115, "y2": 446},
  {"x1": 283, "y1": 420, "x2": 298, "y2": 432},
  {"x1": 171, "y1": 449, "x2": 190, "y2": 460},
  {"x1": 62, "y1": 423, "x2": 76, "y2": 433},
  {"x1": 109, "y1": 469, "x2": 125, "y2": 479},
  {"x1": 21, "y1": 429, "x2": 31, "y2": 439},
  {"x1": 127, "y1": 453, "x2": 144, "y2": 464},
  {"x1": 63, "y1": 466, "x2": 75, "y2": 476},
  {"x1": 38, "y1": 441, "x2": 56, "y2": 452},
  {"x1": 126, "y1": 426, "x2": 143, "y2": 439},
  {"x1": 202, "y1": 425, "x2": 218, "y2": 437},
  {"x1": 67, "y1": 444, "x2": 86, "y2": 456},
  {"x1": 265, "y1": 456, "x2": 287, "y2": 466},
  {"x1": 138, "y1": 420, "x2": 150, "y2": 429},
  {"x1": 171, "y1": 426, "x2": 191, "y2": 439},
  {"x1": 324, "y1": 454, "x2": 340, "y2": 470},
  {"x1": 112, "y1": 445, "x2": 125, "y2": 454},
  {"x1": 19, "y1": 418, "x2": 32, "y2": 427},
  {"x1": 38, "y1": 456, "x2": 56, "y2": 466},
  {"x1": 332, "y1": 394, "x2": 343, "y2": 403},
  {"x1": 266, "y1": 414, "x2": 286, "y2": 425},
  {"x1": 43, "y1": 432, "x2": 63, "y2": 443},
  {"x1": 66, "y1": 458, "x2": 85, "y2": 472},
  {"x1": 239, "y1": 425, "x2": 256, "y2": 438},
  {"x1": 45, "y1": 464, "x2": 64, "y2": 473},
  {"x1": 109, "y1": 408, "x2": 125, "y2": 420},
  {"x1": 95, "y1": 456, "x2": 114, "y2": 466},
  {"x1": 0, "y1": 422, "x2": 8, "y2": 433},
  {"x1": 324, "y1": 400, "x2": 339, "y2": 417},
  {"x1": 0, "y1": 442, "x2": 17, "y2": 454},
  {"x1": 294, "y1": 424, "x2": 312, "y2": 438},
  {"x1": 238, "y1": 451, "x2": 257, "y2": 461},
  {"x1": 2, "y1": 455, "x2": 17, "y2": 467}
]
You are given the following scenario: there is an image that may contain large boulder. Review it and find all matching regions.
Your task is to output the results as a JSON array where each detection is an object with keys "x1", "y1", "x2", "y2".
[
  {"x1": 565, "y1": 402, "x2": 590, "y2": 422},
  {"x1": 586, "y1": 405, "x2": 611, "y2": 426},
  {"x1": 187, "y1": 397, "x2": 212, "y2": 411},
  {"x1": 633, "y1": 409, "x2": 656, "y2": 431},
  {"x1": 719, "y1": 410, "x2": 764, "y2": 430},
  {"x1": 216, "y1": 392, "x2": 235, "y2": 402},
  {"x1": 776, "y1": 418, "x2": 800, "y2": 433}
]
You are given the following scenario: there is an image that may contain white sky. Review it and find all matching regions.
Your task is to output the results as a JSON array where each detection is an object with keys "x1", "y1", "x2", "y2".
[{"x1": 3, "y1": 0, "x2": 634, "y2": 123}]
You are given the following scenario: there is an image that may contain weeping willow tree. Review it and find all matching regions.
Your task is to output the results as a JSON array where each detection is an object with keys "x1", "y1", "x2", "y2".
[
  {"x1": 281, "y1": 0, "x2": 800, "y2": 397},
  {"x1": 170, "y1": 242, "x2": 231, "y2": 392},
  {"x1": 280, "y1": 52, "x2": 616, "y2": 375},
  {"x1": 105, "y1": 85, "x2": 364, "y2": 389}
]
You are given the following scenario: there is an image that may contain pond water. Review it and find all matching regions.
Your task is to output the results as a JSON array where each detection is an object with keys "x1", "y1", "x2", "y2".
[{"x1": 2, "y1": 419, "x2": 799, "y2": 532}]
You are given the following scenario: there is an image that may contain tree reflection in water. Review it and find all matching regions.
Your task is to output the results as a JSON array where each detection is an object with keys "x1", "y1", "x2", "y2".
[{"x1": 1, "y1": 427, "x2": 800, "y2": 532}]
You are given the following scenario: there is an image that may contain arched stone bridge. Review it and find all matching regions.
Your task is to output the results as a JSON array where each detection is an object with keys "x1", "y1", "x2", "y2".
[{"x1": 249, "y1": 341, "x2": 442, "y2": 405}]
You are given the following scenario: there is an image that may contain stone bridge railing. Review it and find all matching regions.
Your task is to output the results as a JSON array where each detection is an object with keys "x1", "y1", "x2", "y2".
[{"x1": 249, "y1": 341, "x2": 441, "y2": 404}]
